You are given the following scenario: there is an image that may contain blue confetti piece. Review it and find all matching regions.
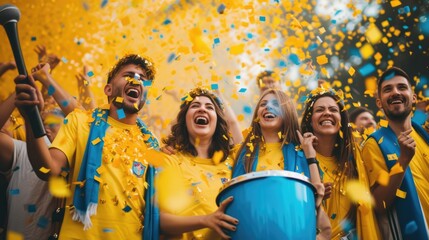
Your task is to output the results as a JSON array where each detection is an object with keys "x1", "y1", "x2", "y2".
[
  {"x1": 31, "y1": 36, "x2": 37, "y2": 41},
  {"x1": 384, "y1": 72, "x2": 396, "y2": 81},
  {"x1": 238, "y1": 88, "x2": 247, "y2": 93},
  {"x1": 247, "y1": 33, "x2": 253, "y2": 39},
  {"x1": 61, "y1": 100, "x2": 69, "y2": 107},
  {"x1": 37, "y1": 216, "x2": 49, "y2": 229},
  {"x1": 63, "y1": 118, "x2": 69, "y2": 124},
  {"x1": 278, "y1": 60, "x2": 287, "y2": 67},
  {"x1": 122, "y1": 205, "x2": 132, "y2": 213},
  {"x1": 159, "y1": 34, "x2": 164, "y2": 39},
  {"x1": 330, "y1": 213, "x2": 337, "y2": 219},
  {"x1": 299, "y1": 95, "x2": 308, "y2": 103},
  {"x1": 403, "y1": 25, "x2": 409, "y2": 30},
  {"x1": 308, "y1": 43, "x2": 318, "y2": 51},
  {"x1": 191, "y1": 181, "x2": 201, "y2": 186},
  {"x1": 167, "y1": 53, "x2": 176, "y2": 63},
  {"x1": 288, "y1": 54, "x2": 301, "y2": 65},
  {"x1": 47, "y1": 85, "x2": 55, "y2": 96},
  {"x1": 103, "y1": 228, "x2": 114, "y2": 233},
  {"x1": 331, "y1": 19, "x2": 337, "y2": 24},
  {"x1": 217, "y1": 4, "x2": 226, "y2": 14},
  {"x1": 143, "y1": 81, "x2": 152, "y2": 87},
  {"x1": 358, "y1": 63, "x2": 376, "y2": 77},
  {"x1": 61, "y1": 57, "x2": 68, "y2": 63},
  {"x1": 10, "y1": 189, "x2": 19, "y2": 195},
  {"x1": 117, "y1": 109, "x2": 125, "y2": 120},
  {"x1": 152, "y1": 29, "x2": 159, "y2": 33},
  {"x1": 235, "y1": 75, "x2": 241, "y2": 80},
  {"x1": 334, "y1": 10, "x2": 342, "y2": 16},
  {"x1": 243, "y1": 105, "x2": 252, "y2": 114},
  {"x1": 155, "y1": 95, "x2": 162, "y2": 100},
  {"x1": 13, "y1": 166, "x2": 19, "y2": 172},
  {"x1": 27, "y1": 204, "x2": 37, "y2": 213},
  {"x1": 203, "y1": 29, "x2": 208, "y2": 33},
  {"x1": 259, "y1": 16, "x2": 266, "y2": 22},
  {"x1": 211, "y1": 83, "x2": 219, "y2": 90},
  {"x1": 162, "y1": 19, "x2": 171, "y2": 25},
  {"x1": 122, "y1": 35, "x2": 126, "y2": 39},
  {"x1": 264, "y1": 48, "x2": 270, "y2": 52},
  {"x1": 230, "y1": 24, "x2": 235, "y2": 28},
  {"x1": 214, "y1": 38, "x2": 220, "y2": 44},
  {"x1": 87, "y1": 71, "x2": 94, "y2": 77},
  {"x1": 341, "y1": 219, "x2": 354, "y2": 233},
  {"x1": 101, "y1": 0, "x2": 108, "y2": 8}
]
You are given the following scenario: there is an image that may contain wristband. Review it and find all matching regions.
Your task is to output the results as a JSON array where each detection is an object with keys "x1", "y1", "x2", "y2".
[{"x1": 307, "y1": 157, "x2": 318, "y2": 165}]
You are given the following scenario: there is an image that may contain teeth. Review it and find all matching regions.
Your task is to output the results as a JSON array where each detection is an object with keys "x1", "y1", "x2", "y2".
[
  {"x1": 195, "y1": 117, "x2": 208, "y2": 125},
  {"x1": 321, "y1": 120, "x2": 334, "y2": 126},
  {"x1": 263, "y1": 113, "x2": 276, "y2": 118}
]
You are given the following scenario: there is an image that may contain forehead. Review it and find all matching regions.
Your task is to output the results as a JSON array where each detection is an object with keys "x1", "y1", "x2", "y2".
[
  {"x1": 262, "y1": 76, "x2": 275, "y2": 82},
  {"x1": 380, "y1": 75, "x2": 409, "y2": 88},
  {"x1": 116, "y1": 64, "x2": 146, "y2": 76},
  {"x1": 261, "y1": 93, "x2": 277, "y2": 102},
  {"x1": 314, "y1": 96, "x2": 337, "y2": 107},
  {"x1": 191, "y1": 96, "x2": 213, "y2": 104},
  {"x1": 357, "y1": 111, "x2": 373, "y2": 119}
]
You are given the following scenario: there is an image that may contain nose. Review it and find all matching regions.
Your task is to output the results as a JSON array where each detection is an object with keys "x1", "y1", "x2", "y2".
[{"x1": 322, "y1": 109, "x2": 332, "y2": 116}]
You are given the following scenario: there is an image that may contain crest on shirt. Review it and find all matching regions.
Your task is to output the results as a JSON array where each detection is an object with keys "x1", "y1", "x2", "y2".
[{"x1": 132, "y1": 161, "x2": 146, "y2": 178}]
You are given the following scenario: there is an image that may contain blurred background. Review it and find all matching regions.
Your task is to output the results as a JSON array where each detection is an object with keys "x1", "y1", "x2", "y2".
[{"x1": 0, "y1": 0, "x2": 428, "y2": 138}]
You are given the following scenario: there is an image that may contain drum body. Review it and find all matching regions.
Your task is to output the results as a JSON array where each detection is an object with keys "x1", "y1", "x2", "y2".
[{"x1": 216, "y1": 170, "x2": 316, "y2": 239}]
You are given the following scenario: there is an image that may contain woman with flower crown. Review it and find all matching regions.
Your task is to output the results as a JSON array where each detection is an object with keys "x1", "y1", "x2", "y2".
[
  {"x1": 157, "y1": 87, "x2": 239, "y2": 239},
  {"x1": 300, "y1": 87, "x2": 381, "y2": 239}
]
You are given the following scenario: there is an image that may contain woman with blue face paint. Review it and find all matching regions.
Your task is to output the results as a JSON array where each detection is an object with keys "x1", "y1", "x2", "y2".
[{"x1": 232, "y1": 89, "x2": 331, "y2": 239}]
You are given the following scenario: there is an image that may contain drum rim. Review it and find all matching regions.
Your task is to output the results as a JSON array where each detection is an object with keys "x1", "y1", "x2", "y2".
[{"x1": 219, "y1": 170, "x2": 312, "y2": 193}]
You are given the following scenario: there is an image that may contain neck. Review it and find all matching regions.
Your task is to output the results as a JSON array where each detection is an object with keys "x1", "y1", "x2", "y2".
[
  {"x1": 387, "y1": 114, "x2": 413, "y2": 136},
  {"x1": 191, "y1": 137, "x2": 212, "y2": 159},
  {"x1": 109, "y1": 105, "x2": 138, "y2": 125},
  {"x1": 314, "y1": 134, "x2": 336, "y2": 157},
  {"x1": 261, "y1": 129, "x2": 281, "y2": 143}
]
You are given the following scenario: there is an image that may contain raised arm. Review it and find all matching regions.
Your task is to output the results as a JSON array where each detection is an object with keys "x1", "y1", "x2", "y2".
[
  {"x1": 14, "y1": 74, "x2": 68, "y2": 180},
  {"x1": 0, "y1": 61, "x2": 16, "y2": 77},
  {"x1": 214, "y1": 89, "x2": 243, "y2": 145},
  {"x1": 31, "y1": 63, "x2": 82, "y2": 115},
  {"x1": 76, "y1": 66, "x2": 95, "y2": 110},
  {"x1": 0, "y1": 93, "x2": 18, "y2": 172}
]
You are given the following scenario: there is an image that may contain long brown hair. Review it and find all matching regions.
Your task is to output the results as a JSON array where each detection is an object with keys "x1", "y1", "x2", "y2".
[
  {"x1": 236, "y1": 89, "x2": 301, "y2": 173},
  {"x1": 162, "y1": 87, "x2": 231, "y2": 162}
]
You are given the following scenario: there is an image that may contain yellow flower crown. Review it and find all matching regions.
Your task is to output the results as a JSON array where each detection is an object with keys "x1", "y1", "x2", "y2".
[
  {"x1": 181, "y1": 87, "x2": 223, "y2": 109},
  {"x1": 304, "y1": 87, "x2": 345, "y2": 107}
]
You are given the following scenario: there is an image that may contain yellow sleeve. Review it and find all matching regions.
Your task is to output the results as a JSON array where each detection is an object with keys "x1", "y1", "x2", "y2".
[
  {"x1": 361, "y1": 138, "x2": 388, "y2": 187},
  {"x1": 49, "y1": 110, "x2": 83, "y2": 166}
]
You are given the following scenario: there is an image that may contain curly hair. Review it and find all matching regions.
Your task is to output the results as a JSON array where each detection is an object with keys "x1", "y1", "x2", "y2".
[
  {"x1": 237, "y1": 89, "x2": 301, "y2": 173},
  {"x1": 107, "y1": 54, "x2": 156, "y2": 84},
  {"x1": 162, "y1": 87, "x2": 231, "y2": 162}
]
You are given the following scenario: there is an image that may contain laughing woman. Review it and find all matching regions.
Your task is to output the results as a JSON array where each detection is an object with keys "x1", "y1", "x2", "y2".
[
  {"x1": 158, "y1": 87, "x2": 238, "y2": 240},
  {"x1": 232, "y1": 89, "x2": 331, "y2": 239},
  {"x1": 300, "y1": 87, "x2": 380, "y2": 240}
]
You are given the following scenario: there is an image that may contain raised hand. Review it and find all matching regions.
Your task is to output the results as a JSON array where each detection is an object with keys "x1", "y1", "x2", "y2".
[
  {"x1": 398, "y1": 129, "x2": 416, "y2": 167},
  {"x1": 203, "y1": 196, "x2": 238, "y2": 239},
  {"x1": 14, "y1": 75, "x2": 44, "y2": 118},
  {"x1": 296, "y1": 130, "x2": 318, "y2": 158},
  {"x1": 34, "y1": 45, "x2": 47, "y2": 62}
]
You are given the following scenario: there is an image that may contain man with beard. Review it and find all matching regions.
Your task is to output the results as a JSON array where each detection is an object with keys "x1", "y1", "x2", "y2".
[
  {"x1": 362, "y1": 67, "x2": 429, "y2": 239},
  {"x1": 15, "y1": 54, "x2": 160, "y2": 239}
]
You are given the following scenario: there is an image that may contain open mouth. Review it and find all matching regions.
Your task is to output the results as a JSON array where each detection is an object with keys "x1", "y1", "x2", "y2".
[
  {"x1": 125, "y1": 88, "x2": 140, "y2": 98},
  {"x1": 320, "y1": 120, "x2": 335, "y2": 126},
  {"x1": 263, "y1": 112, "x2": 276, "y2": 119},
  {"x1": 388, "y1": 97, "x2": 404, "y2": 105},
  {"x1": 194, "y1": 116, "x2": 209, "y2": 125}
]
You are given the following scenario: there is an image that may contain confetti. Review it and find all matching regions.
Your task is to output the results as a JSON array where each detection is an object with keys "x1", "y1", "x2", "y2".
[
  {"x1": 212, "y1": 150, "x2": 224, "y2": 164},
  {"x1": 316, "y1": 55, "x2": 328, "y2": 65},
  {"x1": 345, "y1": 180, "x2": 374, "y2": 205},
  {"x1": 396, "y1": 189, "x2": 407, "y2": 199},
  {"x1": 49, "y1": 176, "x2": 71, "y2": 197},
  {"x1": 379, "y1": 119, "x2": 389, "y2": 128},
  {"x1": 91, "y1": 137, "x2": 101, "y2": 145},
  {"x1": 122, "y1": 205, "x2": 132, "y2": 213},
  {"x1": 117, "y1": 109, "x2": 125, "y2": 120},
  {"x1": 7, "y1": 231, "x2": 23, "y2": 240},
  {"x1": 39, "y1": 167, "x2": 51, "y2": 174}
]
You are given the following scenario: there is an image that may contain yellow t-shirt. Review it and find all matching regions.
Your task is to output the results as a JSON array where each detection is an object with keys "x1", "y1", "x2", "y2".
[
  {"x1": 51, "y1": 109, "x2": 153, "y2": 240},
  {"x1": 159, "y1": 151, "x2": 234, "y2": 240},
  {"x1": 317, "y1": 153, "x2": 352, "y2": 240},
  {"x1": 255, "y1": 142, "x2": 284, "y2": 171},
  {"x1": 363, "y1": 128, "x2": 429, "y2": 226}
]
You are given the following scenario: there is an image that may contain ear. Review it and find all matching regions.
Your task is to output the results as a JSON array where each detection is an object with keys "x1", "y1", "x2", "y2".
[
  {"x1": 376, "y1": 98, "x2": 382, "y2": 109},
  {"x1": 412, "y1": 93, "x2": 417, "y2": 104},
  {"x1": 104, "y1": 84, "x2": 112, "y2": 97}
]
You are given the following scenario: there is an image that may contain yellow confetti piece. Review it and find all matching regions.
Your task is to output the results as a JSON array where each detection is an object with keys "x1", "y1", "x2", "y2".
[
  {"x1": 316, "y1": 55, "x2": 328, "y2": 65},
  {"x1": 339, "y1": 130, "x2": 343, "y2": 139},
  {"x1": 237, "y1": 114, "x2": 244, "y2": 121},
  {"x1": 94, "y1": 175, "x2": 103, "y2": 183},
  {"x1": 378, "y1": 136, "x2": 384, "y2": 144},
  {"x1": 92, "y1": 137, "x2": 101, "y2": 145},
  {"x1": 7, "y1": 231, "x2": 23, "y2": 240},
  {"x1": 365, "y1": 23, "x2": 382, "y2": 44},
  {"x1": 360, "y1": 43, "x2": 374, "y2": 59},
  {"x1": 318, "y1": 27, "x2": 326, "y2": 34},
  {"x1": 134, "y1": 103, "x2": 138, "y2": 110},
  {"x1": 222, "y1": 134, "x2": 228, "y2": 140},
  {"x1": 39, "y1": 166, "x2": 51, "y2": 174},
  {"x1": 379, "y1": 119, "x2": 389, "y2": 128},
  {"x1": 115, "y1": 97, "x2": 123, "y2": 103},
  {"x1": 212, "y1": 150, "x2": 224, "y2": 165},
  {"x1": 387, "y1": 153, "x2": 398, "y2": 161},
  {"x1": 396, "y1": 189, "x2": 407, "y2": 199},
  {"x1": 390, "y1": 0, "x2": 402, "y2": 7},
  {"x1": 72, "y1": 181, "x2": 85, "y2": 188},
  {"x1": 345, "y1": 180, "x2": 374, "y2": 206},
  {"x1": 229, "y1": 44, "x2": 245, "y2": 55},
  {"x1": 377, "y1": 170, "x2": 390, "y2": 186},
  {"x1": 348, "y1": 67, "x2": 356, "y2": 76},
  {"x1": 49, "y1": 176, "x2": 71, "y2": 198},
  {"x1": 278, "y1": 131, "x2": 282, "y2": 139},
  {"x1": 97, "y1": 165, "x2": 106, "y2": 174},
  {"x1": 389, "y1": 163, "x2": 404, "y2": 176}
]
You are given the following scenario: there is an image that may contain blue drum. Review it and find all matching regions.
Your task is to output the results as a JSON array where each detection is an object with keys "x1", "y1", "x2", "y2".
[{"x1": 216, "y1": 170, "x2": 316, "y2": 239}]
